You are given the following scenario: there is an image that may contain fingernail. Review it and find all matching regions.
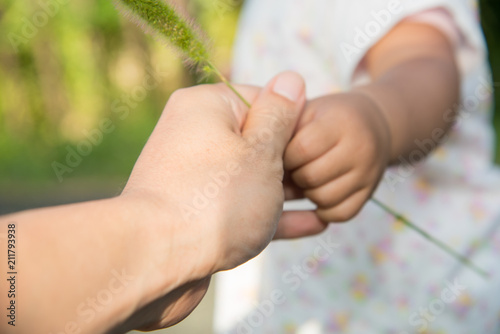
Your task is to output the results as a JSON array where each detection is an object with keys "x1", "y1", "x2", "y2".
[{"x1": 272, "y1": 71, "x2": 304, "y2": 103}]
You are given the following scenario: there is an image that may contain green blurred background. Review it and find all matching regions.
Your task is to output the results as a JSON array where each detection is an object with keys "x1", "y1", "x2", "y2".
[{"x1": 0, "y1": 0, "x2": 244, "y2": 211}]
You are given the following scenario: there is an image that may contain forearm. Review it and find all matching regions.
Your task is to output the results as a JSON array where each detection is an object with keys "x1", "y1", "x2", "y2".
[
  {"x1": 0, "y1": 195, "x2": 196, "y2": 333},
  {"x1": 353, "y1": 22, "x2": 460, "y2": 164},
  {"x1": 354, "y1": 56, "x2": 459, "y2": 163}
]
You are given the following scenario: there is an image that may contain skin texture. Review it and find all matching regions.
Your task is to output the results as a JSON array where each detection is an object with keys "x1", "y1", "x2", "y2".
[
  {"x1": 0, "y1": 72, "x2": 306, "y2": 334},
  {"x1": 275, "y1": 22, "x2": 460, "y2": 239}
]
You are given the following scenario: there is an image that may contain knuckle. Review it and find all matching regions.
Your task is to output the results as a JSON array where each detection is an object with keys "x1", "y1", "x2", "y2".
[
  {"x1": 245, "y1": 133, "x2": 281, "y2": 162},
  {"x1": 168, "y1": 87, "x2": 190, "y2": 104},
  {"x1": 294, "y1": 168, "x2": 317, "y2": 188},
  {"x1": 306, "y1": 189, "x2": 331, "y2": 208},
  {"x1": 239, "y1": 140, "x2": 260, "y2": 163},
  {"x1": 339, "y1": 197, "x2": 365, "y2": 222},
  {"x1": 241, "y1": 141, "x2": 283, "y2": 177},
  {"x1": 291, "y1": 137, "x2": 310, "y2": 164},
  {"x1": 317, "y1": 210, "x2": 335, "y2": 224},
  {"x1": 335, "y1": 207, "x2": 359, "y2": 222},
  {"x1": 257, "y1": 106, "x2": 289, "y2": 132},
  {"x1": 319, "y1": 200, "x2": 363, "y2": 223}
]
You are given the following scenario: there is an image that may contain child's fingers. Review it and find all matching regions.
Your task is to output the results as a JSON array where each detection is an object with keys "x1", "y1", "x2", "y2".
[
  {"x1": 303, "y1": 173, "x2": 362, "y2": 209},
  {"x1": 284, "y1": 119, "x2": 340, "y2": 171},
  {"x1": 274, "y1": 211, "x2": 328, "y2": 239},
  {"x1": 291, "y1": 148, "x2": 353, "y2": 189},
  {"x1": 315, "y1": 189, "x2": 371, "y2": 223}
]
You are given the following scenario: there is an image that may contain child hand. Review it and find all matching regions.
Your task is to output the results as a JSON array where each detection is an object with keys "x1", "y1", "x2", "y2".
[{"x1": 284, "y1": 92, "x2": 392, "y2": 223}]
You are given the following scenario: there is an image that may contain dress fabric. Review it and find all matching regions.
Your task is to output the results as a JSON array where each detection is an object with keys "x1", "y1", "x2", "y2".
[{"x1": 214, "y1": 1, "x2": 500, "y2": 333}]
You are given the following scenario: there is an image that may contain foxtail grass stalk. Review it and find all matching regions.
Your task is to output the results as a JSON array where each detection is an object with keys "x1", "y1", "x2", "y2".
[
  {"x1": 113, "y1": 0, "x2": 487, "y2": 278},
  {"x1": 206, "y1": 61, "x2": 251, "y2": 108},
  {"x1": 372, "y1": 198, "x2": 488, "y2": 279},
  {"x1": 114, "y1": 0, "x2": 250, "y2": 107}
]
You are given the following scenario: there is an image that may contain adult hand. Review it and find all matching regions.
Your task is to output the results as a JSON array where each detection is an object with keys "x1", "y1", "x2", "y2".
[
  {"x1": 120, "y1": 71, "x2": 306, "y2": 329},
  {"x1": 124, "y1": 71, "x2": 306, "y2": 272},
  {"x1": 0, "y1": 72, "x2": 306, "y2": 334}
]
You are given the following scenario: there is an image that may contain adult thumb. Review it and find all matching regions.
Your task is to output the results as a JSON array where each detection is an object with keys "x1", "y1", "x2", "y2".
[{"x1": 242, "y1": 71, "x2": 306, "y2": 156}]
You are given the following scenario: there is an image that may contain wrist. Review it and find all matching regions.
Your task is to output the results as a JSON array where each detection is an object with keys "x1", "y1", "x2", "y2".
[
  {"x1": 350, "y1": 89, "x2": 393, "y2": 163},
  {"x1": 87, "y1": 192, "x2": 218, "y2": 332},
  {"x1": 115, "y1": 190, "x2": 217, "y2": 301}
]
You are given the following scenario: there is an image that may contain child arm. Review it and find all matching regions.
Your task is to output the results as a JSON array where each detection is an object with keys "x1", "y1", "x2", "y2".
[
  {"x1": 355, "y1": 21, "x2": 460, "y2": 162},
  {"x1": 279, "y1": 22, "x2": 460, "y2": 232}
]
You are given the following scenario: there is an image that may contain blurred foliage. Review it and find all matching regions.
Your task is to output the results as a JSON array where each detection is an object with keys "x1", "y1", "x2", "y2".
[
  {"x1": 0, "y1": 0, "x2": 242, "y2": 188},
  {"x1": 0, "y1": 0, "x2": 499, "y2": 190},
  {"x1": 480, "y1": 0, "x2": 500, "y2": 161}
]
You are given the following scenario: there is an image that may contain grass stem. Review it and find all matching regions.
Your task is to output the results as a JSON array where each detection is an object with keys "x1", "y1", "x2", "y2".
[
  {"x1": 371, "y1": 197, "x2": 488, "y2": 279},
  {"x1": 206, "y1": 61, "x2": 251, "y2": 108}
]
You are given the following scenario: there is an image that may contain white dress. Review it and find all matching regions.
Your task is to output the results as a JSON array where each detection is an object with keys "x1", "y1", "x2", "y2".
[{"x1": 215, "y1": 1, "x2": 500, "y2": 333}]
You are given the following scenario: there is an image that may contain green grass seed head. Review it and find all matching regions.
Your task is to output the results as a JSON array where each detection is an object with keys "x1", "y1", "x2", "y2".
[{"x1": 114, "y1": 0, "x2": 210, "y2": 67}]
